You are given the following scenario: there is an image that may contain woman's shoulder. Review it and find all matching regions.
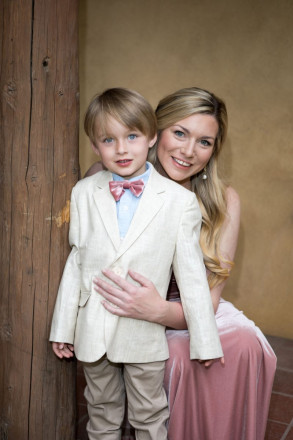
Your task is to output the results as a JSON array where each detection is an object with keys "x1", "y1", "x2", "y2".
[{"x1": 84, "y1": 161, "x2": 105, "y2": 177}]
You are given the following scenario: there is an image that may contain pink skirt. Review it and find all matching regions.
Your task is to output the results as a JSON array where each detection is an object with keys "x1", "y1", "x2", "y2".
[{"x1": 122, "y1": 298, "x2": 276, "y2": 440}]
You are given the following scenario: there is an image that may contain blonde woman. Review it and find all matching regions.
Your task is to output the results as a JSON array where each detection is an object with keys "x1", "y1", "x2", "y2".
[{"x1": 88, "y1": 87, "x2": 276, "y2": 440}]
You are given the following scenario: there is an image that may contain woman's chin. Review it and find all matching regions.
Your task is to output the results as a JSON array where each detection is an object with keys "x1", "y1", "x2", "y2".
[{"x1": 167, "y1": 169, "x2": 192, "y2": 189}]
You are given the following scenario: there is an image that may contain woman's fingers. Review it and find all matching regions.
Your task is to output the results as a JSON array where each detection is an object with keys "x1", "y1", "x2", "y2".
[
  {"x1": 94, "y1": 269, "x2": 144, "y2": 303},
  {"x1": 102, "y1": 269, "x2": 135, "y2": 291},
  {"x1": 94, "y1": 269, "x2": 152, "y2": 297},
  {"x1": 94, "y1": 276, "x2": 123, "y2": 297},
  {"x1": 94, "y1": 273, "x2": 139, "y2": 311},
  {"x1": 102, "y1": 299, "x2": 128, "y2": 317},
  {"x1": 128, "y1": 269, "x2": 151, "y2": 287},
  {"x1": 94, "y1": 281, "x2": 125, "y2": 307}
]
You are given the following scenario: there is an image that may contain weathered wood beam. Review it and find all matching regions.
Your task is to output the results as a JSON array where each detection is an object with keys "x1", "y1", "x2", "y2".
[{"x1": 0, "y1": 1, "x2": 79, "y2": 438}]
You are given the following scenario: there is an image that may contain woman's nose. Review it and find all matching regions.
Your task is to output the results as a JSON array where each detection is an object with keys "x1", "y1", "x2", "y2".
[{"x1": 180, "y1": 140, "x2": 196, "y2": 157}]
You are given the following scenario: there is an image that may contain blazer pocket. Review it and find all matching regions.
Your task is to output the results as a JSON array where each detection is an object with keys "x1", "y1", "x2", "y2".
[{"x1": 79, "y1": 291, "x2": 91, "y2": 307}]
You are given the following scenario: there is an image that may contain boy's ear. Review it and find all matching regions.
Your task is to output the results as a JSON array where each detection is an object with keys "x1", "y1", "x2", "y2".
[
  {"x1": 149, "y1": 134, "x2": 157, "y2": 149},
  {"x1": 91, "y1": 142, "x2": 100, "y2": 157}
]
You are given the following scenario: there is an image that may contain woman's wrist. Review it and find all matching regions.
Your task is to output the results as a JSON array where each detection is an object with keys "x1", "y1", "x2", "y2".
[
  {"x1": 153, "y1": 299, "x2": 187, "y2": 329},
  {"x1": 153, "y1": 298, "x2": 171, "y2": 326}
]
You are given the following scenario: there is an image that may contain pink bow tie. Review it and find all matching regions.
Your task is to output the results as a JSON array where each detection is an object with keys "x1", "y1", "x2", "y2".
[{"x1": 109, "y1": 179, "x2": 145, "y2": 201}]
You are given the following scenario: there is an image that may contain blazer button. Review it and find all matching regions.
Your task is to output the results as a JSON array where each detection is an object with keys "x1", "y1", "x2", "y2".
[{"x1": 112, "y1": 266, "x2": 123, "y2": 276}]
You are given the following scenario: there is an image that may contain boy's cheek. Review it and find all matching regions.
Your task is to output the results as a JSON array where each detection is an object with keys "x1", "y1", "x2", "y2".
[{"x1": 90, "y1": 142, "x2": 100, "y2": 156}]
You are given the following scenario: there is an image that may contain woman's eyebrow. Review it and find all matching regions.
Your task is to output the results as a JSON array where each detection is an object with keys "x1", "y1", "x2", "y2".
[
  {"x1": 174, "y1": 124, "x2": 215, "y2": 140},
  {"x1": 174, "y1": 124, "x2": 190, "y2": 133},
  {"x1": 198, "y1": 135, "x2": 216, "y2": 140}
]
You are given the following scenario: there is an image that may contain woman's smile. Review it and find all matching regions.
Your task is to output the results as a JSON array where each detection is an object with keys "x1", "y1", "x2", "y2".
[{"x1": 172, "y1": 156, "x2": 192, "y2": 167}]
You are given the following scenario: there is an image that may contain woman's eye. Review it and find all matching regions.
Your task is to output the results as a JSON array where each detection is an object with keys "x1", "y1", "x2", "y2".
[
  {"x1": 174, "y1": 130, "x2": 185, "y2": 138},
  {"x1": 200, "y1": 139, "x2": 211, "y2": 147},
  {"x1": 128, "y1": 134, "x2": 137, "y2": 140}
]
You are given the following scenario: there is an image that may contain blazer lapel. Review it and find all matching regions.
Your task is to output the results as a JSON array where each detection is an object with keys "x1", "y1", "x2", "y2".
[
  {"x1": 92, "y1": 171, "x2": 121, "y2": 251},
  {"x1": 114, "y1": 168, "x2": 166, "y2": 260}
]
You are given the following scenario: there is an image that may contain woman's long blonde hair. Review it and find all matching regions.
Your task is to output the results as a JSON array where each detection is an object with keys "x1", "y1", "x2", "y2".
[{"x1": 149, "y1": 87, "x2": 232, "y2": 288}]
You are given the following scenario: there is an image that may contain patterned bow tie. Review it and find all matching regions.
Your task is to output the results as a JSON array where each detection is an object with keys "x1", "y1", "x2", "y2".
[{"x1": 109, "y1": 179, "x2": 145, "y2": 201}]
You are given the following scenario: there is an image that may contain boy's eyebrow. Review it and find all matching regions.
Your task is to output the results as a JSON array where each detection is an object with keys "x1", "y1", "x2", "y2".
[{"x1": 96, "y1": 132, "x2": 112, "y2": 139}]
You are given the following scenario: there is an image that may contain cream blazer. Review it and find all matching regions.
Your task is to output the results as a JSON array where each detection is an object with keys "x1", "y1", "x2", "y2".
[{"x1": 50, "y1": 165, "x2": 223, "y2": 363}]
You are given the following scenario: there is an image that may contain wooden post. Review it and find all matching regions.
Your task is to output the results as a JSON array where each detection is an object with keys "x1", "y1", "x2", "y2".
[{"x1": 0, "y1": 1, "x2": 79, "y2": 438}]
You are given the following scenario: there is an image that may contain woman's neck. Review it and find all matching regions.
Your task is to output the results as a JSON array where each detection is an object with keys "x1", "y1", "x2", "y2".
[
  {"x1": 180, "y1": 178, "x2": 192, "y2": 190},
  {"x1": 156, "y1": 160, "x2": 192, "y2": 191}
]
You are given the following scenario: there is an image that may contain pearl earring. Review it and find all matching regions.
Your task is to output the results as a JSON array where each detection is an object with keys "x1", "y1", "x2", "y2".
[{"x1": 202, "y1": 167, "x2": 207, "y2": 180}]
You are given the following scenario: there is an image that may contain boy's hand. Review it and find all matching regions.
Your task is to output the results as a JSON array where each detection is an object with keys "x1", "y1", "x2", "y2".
[
  {"x1": 198, "y1": 357, "x2": 225, "y2": 368},
  {"x1": 52, "y1": 342, "x2": 74, "y2": 359}
]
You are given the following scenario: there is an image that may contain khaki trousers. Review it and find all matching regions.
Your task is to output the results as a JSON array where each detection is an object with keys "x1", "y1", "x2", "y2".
[{"x1": 83, "y1": 356, "x2": 168, "y2": 440}]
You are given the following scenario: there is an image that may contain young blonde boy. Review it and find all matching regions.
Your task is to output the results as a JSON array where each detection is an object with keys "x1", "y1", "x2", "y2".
[{"x1": 50, "y1": 88, "x2": 223, "y2": 440}]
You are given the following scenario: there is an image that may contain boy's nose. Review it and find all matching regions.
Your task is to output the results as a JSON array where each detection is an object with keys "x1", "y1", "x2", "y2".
[{"x1": 116, "y1": 139, "x2": 127, "y2": 154}]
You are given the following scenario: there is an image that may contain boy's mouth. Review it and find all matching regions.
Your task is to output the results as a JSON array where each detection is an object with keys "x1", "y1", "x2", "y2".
[
  {"x1": 116, "y1": 159, "x2": 132, "y2": 167},
  {"x1": 116, "y1": 159, "x2": 133, "y2": 166}
]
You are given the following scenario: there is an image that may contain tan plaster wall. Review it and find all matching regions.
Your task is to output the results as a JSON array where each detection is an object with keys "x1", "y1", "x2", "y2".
[{"x1": 79, "y1": 0, "x2": 293, "y2": 338}]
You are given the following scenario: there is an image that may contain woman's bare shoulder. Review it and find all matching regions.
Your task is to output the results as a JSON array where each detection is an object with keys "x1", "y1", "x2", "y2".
[{"x1": 84, "y1": 161, "x2": 105, "y2": 177}]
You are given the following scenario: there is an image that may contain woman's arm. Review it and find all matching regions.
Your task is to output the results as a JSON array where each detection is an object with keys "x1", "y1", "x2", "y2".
[
  {"x1": 84, "y1": 161, "x2": 105, "y2": 177},
  {"x1": 210, "y1": 186, "x2": 240, "y2": 312}
]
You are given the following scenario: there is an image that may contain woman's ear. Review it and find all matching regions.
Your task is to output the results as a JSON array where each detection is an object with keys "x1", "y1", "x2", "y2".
[{"x1": 149, "y1": 134, "x2": 157, "y2": 149}]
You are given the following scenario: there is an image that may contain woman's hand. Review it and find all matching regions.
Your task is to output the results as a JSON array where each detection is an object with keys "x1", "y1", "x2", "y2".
[{"x1": 94, "y1": 268, "x2": 166, "y2": 323}]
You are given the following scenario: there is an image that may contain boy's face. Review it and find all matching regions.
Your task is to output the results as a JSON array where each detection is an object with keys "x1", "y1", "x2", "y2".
[{"x1": 92, "y1": 115, "x2": 157, "y2": 179}]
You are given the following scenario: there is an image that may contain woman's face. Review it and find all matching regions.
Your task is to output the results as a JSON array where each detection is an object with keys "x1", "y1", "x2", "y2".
[{"x1": 157, "y1": 113, "x2": 219, "y2": 188}]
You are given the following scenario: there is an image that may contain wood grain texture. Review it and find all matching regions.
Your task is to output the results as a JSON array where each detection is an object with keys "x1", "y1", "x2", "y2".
[{"x1": 0, "y1": 1, "x2": 79, "y2": 438}]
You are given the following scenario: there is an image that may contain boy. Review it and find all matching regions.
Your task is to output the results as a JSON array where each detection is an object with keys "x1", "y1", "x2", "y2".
[{"x1": 50, "y1": 88, "x2": 223, "y2": 440}]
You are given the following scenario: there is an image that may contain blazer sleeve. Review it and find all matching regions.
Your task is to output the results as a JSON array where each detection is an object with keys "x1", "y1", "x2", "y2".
[
  {"x1": 49, "y1": 188, "x2": 81, "y2": 344},
  {"x1": 172, "y1": 193, "x2": 223, "y2": 360}
]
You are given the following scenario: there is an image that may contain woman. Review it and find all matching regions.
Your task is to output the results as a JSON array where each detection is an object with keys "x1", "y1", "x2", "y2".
[{"x1": 87, "y1": 87, "x2": 276, "y2": 440}]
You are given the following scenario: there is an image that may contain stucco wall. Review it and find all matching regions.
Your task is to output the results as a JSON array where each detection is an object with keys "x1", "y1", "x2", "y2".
[{"x1": 79, "y1": 0, "x2": 293, "y2": 338}]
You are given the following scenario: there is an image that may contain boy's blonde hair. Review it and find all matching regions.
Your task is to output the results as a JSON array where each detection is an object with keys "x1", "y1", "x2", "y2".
[{"x1": 84, "y1": 88, "x2": 157, "y2": 143}]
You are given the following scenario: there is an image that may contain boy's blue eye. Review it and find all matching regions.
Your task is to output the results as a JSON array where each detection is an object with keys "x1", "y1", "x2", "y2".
[
  {"x1": 128, "y1": 134, "x2": 137, "y2": 140},
  {"x1": 104, "y1": 137, "x2": 114, "y2": 143},
  {"x1": 174, "y1": 130, "x2": 185, "y2": 137}
]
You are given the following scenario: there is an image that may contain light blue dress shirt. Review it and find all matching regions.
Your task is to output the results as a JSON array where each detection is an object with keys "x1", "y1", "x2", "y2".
[{"x1": 112, "y1": 162, "x2": 151, "y2": 238}]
